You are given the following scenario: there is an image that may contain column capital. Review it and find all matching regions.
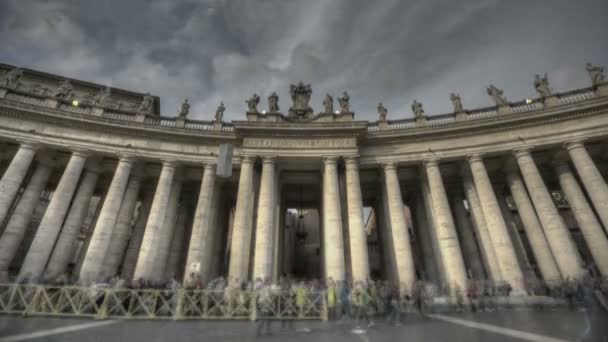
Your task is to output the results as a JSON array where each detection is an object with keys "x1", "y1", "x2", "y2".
[
  {"x1": 563, "y1": 139, "x2": 586, "y2": 152},
  {"x1": 465, "y1": 153, "x2": 484, "y2": 164},
  {"x1": 203, "y1": 162, "x2": 217, "y2": 171},
  {"x1": 161, "y1": 159, "x2": 178, "y2": 169},
  {"x1": 71, "y1": 149, "x2": 89, "y2": 159},
  {"x1": 381, "y1": 161, "x2": 396, "y2": 170},
  {"x1": 117, "y1": 153, "x2": 137, "y2": 164},
  {"x1": 423, "y1": 158, "x2": 439, "y2": 167},
  {"x1": 241, "y1": 156, "x2": 255, "y2": 164},
  {"x1": 261, "y1": 156, "x2": 276, "y2": 164},
  {"x1": 17, "y1": 141, "x2": 40, "y2": 152},
  {"x1": 512, "y1": 147, "x2": 532, "y2": 159},
  {"x1": 344, "y1": 156, "x2": 359, "y2": 165},
  {"x1": 322, "y1": 156, "x2": 339, "y2": 165}
]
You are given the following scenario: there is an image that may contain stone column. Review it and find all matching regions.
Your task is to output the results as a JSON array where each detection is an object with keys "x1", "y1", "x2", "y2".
[
  {"x1": 421, "y1": 171, "x2": 445, "y2": 283},
  {"x1": 45, "y1": 163, "x2": 100, "y2": 279},
  {"x1": 383, "y1": 162, "x2": 416, "y2": 290},
  {"x1": 345, "y1": 157, "x2": 370, "y2": 283},
  {"x1": 555, "y1": 161, "x2": 608, "y2": 277},
  {"x1": 0, "y1": 142, "x2": 38, "y2": 225},
  {"x1": 467, "y1": 154, "x2": 525, "y2": 293},
  {"x1": 0, "y1": 158, "x2": 52, "y2": 275},
  {"x1": 463, "y1": 172, "x2": 502, "y2": 282},
  {"x1": 154, "y1": 173, "x2": 182, "y2": 281},
  {"x1": 18, "y1": 150, "x2": 87, "y2": 281},
  {"x1": 514, "y1": 149, "x2": 585, "y2": 279},
  {"x1": 252, "y1": 157, "x2": 276, "y2": 281},
  {"x1": 133, "y1": 160, "x2": 176, "y2": 282},
  {"x1": 506, "y1": 167, "x2": 561, "y2": 284},
  {"x1": 451, "y1": 192, "x2": 485, "y2": 280},
  {"x1": 228, "y1": 157, "x2": 255, "y2": 284},
  {"x1": 414, "y1": 195, "x2": 439, "y2": 282},
  {"x1": 565, "y1": 141, "x2": 608, "y2": 234},
  {"x1": 322, "y1": 157, "x2": 346, "y2": 282},
  {"x1": 166, "y1": 204, "x2": 189, "y2": 279},
  {"x1": 100, "y1": 170, "x2": 142, "y2": 278},
  {"x1": 424, "y1": 159, "x2": 467, "y2": 292},
  {"x1": 121, "y1": 187, "x2": 154, "y2": 280},
  {"x1": 78, "y1": 156, "x2": 134, "y2": 283}
]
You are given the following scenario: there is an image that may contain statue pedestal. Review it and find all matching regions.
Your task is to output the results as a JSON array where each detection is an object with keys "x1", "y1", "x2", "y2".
[
  {"x1": 497, "y1": 105, "x2": 512, "y2": 115},
  {"x1": 416, "y1": 117, "x2": 428, "y2": 127},
  {"x1": 43, "y1": 99, "x2": 60, "y2": 108},
  {"x1": 175, "y1": 117, "x2": 186, "y2": 128},
  {"x1": 378, "y1": 120, "x2": 388, "y2": 130},
  {"x1": 0, "y1": 88, "x2": 7, "y2": 99},
  {"x1": 246, "y1": 112, "x2": 259, "y2": 121},
  {"x1": 135, "y1": 113, "x2": 147, "y2": 123},
  {"x1": 596, "y1": 83, "x2": 608, "y2": 97},
  {"x1": 213, "y1": 121, "x2": 223, "y2": 130},
  {"x1": 543, "y1": 96, "x2": 560, "y2": 107},
  {"x1": 91, "y1": 107, "x2": 104, "y2": 117},
  {"x1": 454, "y1": 111, "x2": 468, "y2": 122}
]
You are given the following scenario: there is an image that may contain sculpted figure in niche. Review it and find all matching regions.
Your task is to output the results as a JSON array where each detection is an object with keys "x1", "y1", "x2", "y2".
[
  {"x1": 323, "y1": 93, "x2": 333, "y2": 114},
  {"x1": 486, "y1": 84, "x2": 508, "y2": 107},
  {"x1": 268, "y1": 92, "x2": 279, "y2": 112},
  {"x1": 178, "y1": 98, "x2": 190, "y2": 118},
  {"x1": 215, "y1": 102, "x2": 225, "y2": 122},
  {"x1": 93, "y1": 86, "x2": 112, "y2": 106},
  {"x1": 1, "y1": 68, "x2": 23, "y2": 89},
  {"x1": 246, "y1": 93, "x2": 260, "y2": 113},
  {"x1": 534, "y1": 74, "x2": 552, "y2": 98},
  {"x1": 137, "y1": 93, "x2": 153, "y2": 113},
  {"x1": 337, "y1": 91, "x2": 350, "y2": 112},
  {"x1": 450, "y1": 93, "x2": 463, "y2": 112},
  {"x1": 411, "y1": 100, "x2": 424, "y2": 118},
  {"x1": 53, "y1": 79, "x2": 73, "y2": 100},
  {"x1": 586, "y1": 62, "x2": 605, "y2": 86},
  {"x1": 377, "y1": 102, "x2": 388, "y2": 121}
]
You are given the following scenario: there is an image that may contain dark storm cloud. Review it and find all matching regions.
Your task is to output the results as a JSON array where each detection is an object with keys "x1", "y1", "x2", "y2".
[{"x1": 1, "y1": 0, "x2": 607, "y2": 120}]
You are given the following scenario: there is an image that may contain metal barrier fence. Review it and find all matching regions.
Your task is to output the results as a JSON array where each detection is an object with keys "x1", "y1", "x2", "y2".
[{"x1": 0, "y1": 284, "x2": 327, "y2": 321}]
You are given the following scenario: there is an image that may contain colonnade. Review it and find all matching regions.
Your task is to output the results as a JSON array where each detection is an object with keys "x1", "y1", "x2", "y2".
[{"x1": 0, "y1": 139, "x2": 607, "y2": 294}]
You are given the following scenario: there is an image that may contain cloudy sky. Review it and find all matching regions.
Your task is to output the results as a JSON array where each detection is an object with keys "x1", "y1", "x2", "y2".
[{"x1": 1, "y1": 0, "x2": 607, "y2": 121}]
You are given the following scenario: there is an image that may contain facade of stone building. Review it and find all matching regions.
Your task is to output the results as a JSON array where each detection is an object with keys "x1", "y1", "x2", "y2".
[{"x1": 0, "y1": 63, "x2": 607, "y2": 294}]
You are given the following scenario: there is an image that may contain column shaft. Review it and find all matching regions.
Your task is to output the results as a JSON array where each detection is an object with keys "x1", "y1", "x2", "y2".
[
  {"x1": 133, "y1": 161, "x2": 176, "y2": 281},
  {"x1": 45, "y1": 168, "x2": 99, "y2": 278},
  {"x1": 0, "y1": 161, "x2": 52, "y2": 273},
  {"x1": 425, "y1": 160, "x2": 467, "y2": 292},
  {"x1": 556, "y1": 162, "x2": 608, "y2": 277},
  {"x1": 383, "y1": 163, "x2": 416, "y2": 290},
  {"x1": 19, "y1": 151, "x2": 87, "y2": 280},
  {"x1": 228, "y1": 157, "x2": 255, "y2": 284},
  {"x1": 414, "y1": 195, "x2": 439, "y2": 282},
  {"x1": 252, "y1": 157, "x2": 276, "y2": 281},
  {"x1": 166, "y1": 203, "x2": 189, "y2": 279},
  {"x1": 0, "y1": 143, "x2": 38, "y2": 225},
  {"x1": 515, "y1": 149, "x2": 585, "y2": 279},
  {"x1": 154, "y1": 177, "x2": 182, "y2": 281},
  {"x1": 322, "y1": 157, "x2": 346, "y2": 282},
  {"x1": 121, "y1": 189, "x2": 154, "y2": 280},
  {"x1": 452, "y1": 193, "x2": 486, "y2": 280},
  {"x1": 345, "y1": 158, "x2": 370, "y2": 283},
  {"x1": 101, "y1": 174, "x2": 142, "y2": 278},
  {"x1": 506, "y1": 170, "x2": 561, "y2": 284},
  {"x1": 566, "y1": 141, "x2": 608, "y2": 234}
]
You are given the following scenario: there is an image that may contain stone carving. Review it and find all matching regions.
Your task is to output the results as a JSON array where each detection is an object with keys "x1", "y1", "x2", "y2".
[
  {"x1": 53, "y1": 79, "x2": 73, "y2": 101},
  {"x1": 289, "y1": 82, "x2": 313, "y2": 118},
  {"x1": 246, "y1": 93, "x2": 260, "y2": 113},
  {"x1": 411, "y1": 100, "x2": 424, "y2": 119},
  {"x1": 0, "y1": 68, "x2": 23, "y2": 90},
  {"x1": 245, "y1": 137, "x2": 356, "y2": 149},
  {"x1": 534, "y1": 74, "x2": 552, "y2": 98},
  {"x1": 377, "y1": 102, "x2": 388, "y2": 121},
  {"x1": 450, "y1": 93, "x2": 463, "y2": 112},
  {"x1": 337, "y1": 91, "x2": 350, "y2": 113},
  {"x1": 93, "y1": 86, "x2": 112, "y2": 106},
  {"x1": 137, "y1": 93, "x2": 154, "y2": 113},
  {"x1": 323, "y1": 94, "x2": 333, "y2": 114},
  {"x1": 268, "y1": 92, "x2": 279, "y2": 113},
  {"x1": 551, "y1": 190, "x2": 569, "y2": 208},
  {"x1": 178, "y1": 99, "x2": 190, "y2": 118},
  {"x1": 586, "y1": 62, "x2": 605, "y2": 86},
  {"x1": 486, "y1": 84, "x2": 508, "y2": 107},
  {"x1": 215, "y1": 102, "x2": 225, "y2": 122}
]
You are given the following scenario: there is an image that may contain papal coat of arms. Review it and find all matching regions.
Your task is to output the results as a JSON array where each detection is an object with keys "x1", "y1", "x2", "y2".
[{"x1": 288, "y1": 82, "x2": 313, "y2": 119}]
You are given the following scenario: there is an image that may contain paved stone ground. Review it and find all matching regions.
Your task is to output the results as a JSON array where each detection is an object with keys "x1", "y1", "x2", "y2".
[{"x1": 0, "y1": 309, "x2": 607, "y2": 341}]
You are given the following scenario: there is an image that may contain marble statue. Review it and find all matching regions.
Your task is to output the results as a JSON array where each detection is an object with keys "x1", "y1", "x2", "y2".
[
  {"x1": 289, "y1": 82, "x2": 313, "y2": 118},
  {"x1": 268, "y1": 92, "x2": 279, "y2": 112},
  {"x1": 586, "y1": 62, "x2": 605, "y2": 86},
  {"x1": 178, "y1": 98, "x2": 190, "y2": 118},
  {"x1": 246, "y1": 93, "x2": 260, "y2": 113},
  {"x1": 450, "y1": 93, "x2": 463, "y2": 112},
  {"x1": 411, "y1": 100, "x2": 424, "y2": 118},
  {"x1": 338, "y1": 91, "x2": 350, "y2": 113},
  {"x1": 486, "y1": 85, "x2": 508, "y2": 107},
  {"x1": 93, "y1": 87, "x2": 112, "y2": 106},
  {"x1": 215, "y1": 102, "x2": 225, "y2": 122},
  {"x1": 534, "y1": 74, "x2": 552, "y2": 98},
  {"x1": 137, "y1": 93, "x2": 153, "y2": 113},
  {"x1": 377, "y1": 102, "x2": 388, "y2": 121},
  {"x1": 323, "y1": 94, "x2": 333, "y2": 114},
  {"x1": 1, "y1": 68, "x2": 23, "y2": 90},
  {"x1": 53, "y1": 79, "x2": 73, "y2": 100}
]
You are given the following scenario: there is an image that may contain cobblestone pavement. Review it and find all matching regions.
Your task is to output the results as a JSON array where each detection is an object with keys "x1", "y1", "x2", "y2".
[{"x1": 0, "y1": 309, "x2": 606, "y2": 341}]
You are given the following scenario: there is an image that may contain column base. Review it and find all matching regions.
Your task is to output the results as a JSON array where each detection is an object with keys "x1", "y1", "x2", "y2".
[{"x1": 596, "y1": 83, "x2": 608, "y2": 97}]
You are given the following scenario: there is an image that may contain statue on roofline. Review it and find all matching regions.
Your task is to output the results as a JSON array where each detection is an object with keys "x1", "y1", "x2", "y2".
[
  {"x1": 137, "y1": 93, "x2": 153, "y2": 113},
  {"x1": 534, "y1": 74, "x2": 552, "y2": 98},
  {"x1": 323, "y1": 93, "x2": 333, "y2": 114},
  {"x1": 337, "y1": 91, "x2": 350, "y2": 112},
  {"x1": 178, "y1": 98, "x2": 190, "y2": 118},
  {"x1": 93, "y1": 86, "x2": 112, "y2": 106},
  {"x1": 377, "y1": 102, "x2": 387, "y2": 121},
  {"x1": 268, "y1": 92, "x2": 279, "y2": 113},
  {"x1": 215, "y1": 102, "x2": 225, "y2": 122},
  {"x1": 53, "y1": 79, "x2": 73, "y2": 101},
  {"x1": 450, "y1": 93, "x2": 463, "y2": 112},
  {"x1": 586, "y1": 62, "x2": 605, "y2": 86},
  {"x1": 411, "y1": 100, "x2": 424, "y2": 119},
  {"x1": 0, "y1": 68, "x2": 23, "y2": 90},
  {"x1": 246, "y1": 93, "x2": 260, "y2": 113},
  {"x1": 486, "y1": 84, "x2": 508, "y2": 107}
]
